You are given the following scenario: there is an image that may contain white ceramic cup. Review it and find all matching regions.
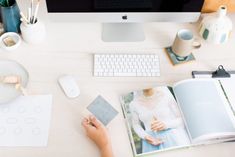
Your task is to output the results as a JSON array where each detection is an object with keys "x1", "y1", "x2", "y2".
[
  {"x1": 172, "y1": 29, "x2": 201, "y2": 58},
  {"x1": 20, "y1": 19, "x2": 46, "y2": 44}
]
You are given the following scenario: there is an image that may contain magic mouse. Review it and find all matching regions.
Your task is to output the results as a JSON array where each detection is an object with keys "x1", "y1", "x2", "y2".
[{"x1": 58, "y1": 75, "x2": 80, "y2": 98}]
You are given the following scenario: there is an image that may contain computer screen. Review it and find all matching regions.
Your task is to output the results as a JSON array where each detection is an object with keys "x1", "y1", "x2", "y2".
[
  {"x1": 46, "y1": 0, "x2": 204, "y2": 12},
  {"x1": 46, "y1": 0, "x2": 205, "y2": 42}
]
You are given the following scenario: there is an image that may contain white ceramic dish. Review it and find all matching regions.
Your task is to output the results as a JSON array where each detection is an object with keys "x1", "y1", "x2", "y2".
[
  {"x1": 0, "y1": 32, "x2": 21, "y2": 51},
  {"x1": 0, "y1": 60, "x2": 29, "y2": 104}
]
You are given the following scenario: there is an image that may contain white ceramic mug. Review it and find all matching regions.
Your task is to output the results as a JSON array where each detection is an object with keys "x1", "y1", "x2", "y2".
[
  {"x1": 20, "y1": 19, "x2": 46, "y2": 44},
  {"x1": 172, "y1": 29, "x2": 201, "y2": 58}
]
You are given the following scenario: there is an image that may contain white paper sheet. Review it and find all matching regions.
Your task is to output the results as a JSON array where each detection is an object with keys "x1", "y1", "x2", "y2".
[
  {"x1": 0, "y1": 95, "x2": 52, "y2": 146},
  {"x1": 193, "y1": 72, "x2": 235, "y2": 112}
]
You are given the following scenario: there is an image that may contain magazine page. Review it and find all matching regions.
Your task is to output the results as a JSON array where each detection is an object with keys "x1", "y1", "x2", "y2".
[
  {"x1": 173, "y1": 79, "x2": 235, "y2": 143},
  {"x1": 120, "y1": 86, "x2": 190, "y2": 156}
]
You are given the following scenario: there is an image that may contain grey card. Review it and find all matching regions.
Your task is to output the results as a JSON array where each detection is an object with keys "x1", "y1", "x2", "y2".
[{"x1": 87, "y1": 95, "x2": 118, "y2": 126}]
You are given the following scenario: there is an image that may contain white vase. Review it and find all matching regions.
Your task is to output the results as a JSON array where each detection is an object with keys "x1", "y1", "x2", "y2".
[
  {"x1": 199, "y1": 5, "x2": 232, "y2": 44},
  {"x1": 20, "y1": 20, "x2": 46, "y2": 44}
]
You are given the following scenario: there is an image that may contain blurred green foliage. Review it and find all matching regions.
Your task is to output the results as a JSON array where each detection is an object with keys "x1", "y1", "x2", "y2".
[{"x1": 0, "y1": 0, "x2": 15, "y2": 7}]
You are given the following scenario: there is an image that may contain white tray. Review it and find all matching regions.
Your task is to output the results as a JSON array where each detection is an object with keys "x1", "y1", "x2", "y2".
[{"x1": 0, "y1": 60, "x2": 29, "y2": 104}]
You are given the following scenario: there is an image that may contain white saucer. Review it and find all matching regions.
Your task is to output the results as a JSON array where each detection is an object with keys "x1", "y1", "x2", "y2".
[
  {"x1": 0, "y1": 32, "x2": 21, "y2": 51},
  {"x1": 0, "y1": 60, "x2": 29, "y2": 104}
]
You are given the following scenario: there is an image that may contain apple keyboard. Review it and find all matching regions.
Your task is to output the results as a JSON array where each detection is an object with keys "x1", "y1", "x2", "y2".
[{"x1": 94, "y1": 54, "x2": 160, "y2": 77}]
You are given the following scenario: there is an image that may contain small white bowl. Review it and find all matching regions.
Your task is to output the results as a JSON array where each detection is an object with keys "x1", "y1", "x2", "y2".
[{"x1": 0, "y1": 32, "x2": 21, "y2": 51}]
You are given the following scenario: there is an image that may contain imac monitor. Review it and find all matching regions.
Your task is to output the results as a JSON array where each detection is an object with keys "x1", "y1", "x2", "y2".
[{"x1": 46, "y1": 0, "x2": 205, "y2": 42}]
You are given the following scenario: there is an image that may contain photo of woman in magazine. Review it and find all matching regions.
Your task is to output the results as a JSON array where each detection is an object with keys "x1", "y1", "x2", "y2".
[{"x1": 128, "y1": 87, "x2": 190, "y2": 154}]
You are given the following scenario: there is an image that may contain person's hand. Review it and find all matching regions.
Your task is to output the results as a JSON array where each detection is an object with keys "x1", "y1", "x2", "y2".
[
  {"x1": 144, "y1": 135, "x2": 163, "y2": 146},
  {"x1": 151, "y1": 117, "x2": 166, "y2": 132},
  {"x1": 82, "y1": 116, "x2": 110, "y2": 150}
]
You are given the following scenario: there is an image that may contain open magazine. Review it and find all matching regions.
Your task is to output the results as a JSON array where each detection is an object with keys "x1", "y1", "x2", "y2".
[{"x1": 120, "y1": 79, "x2": 235, "y2": 156}]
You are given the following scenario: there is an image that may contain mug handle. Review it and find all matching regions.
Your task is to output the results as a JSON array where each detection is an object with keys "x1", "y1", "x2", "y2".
[{"x1": 192, "y1": 39, "x2": 201, "y2": 49}]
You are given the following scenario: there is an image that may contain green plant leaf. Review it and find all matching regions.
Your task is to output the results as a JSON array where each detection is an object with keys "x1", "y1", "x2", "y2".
[{"x1": 0, "y1": 0, "x2": 15, "y2": 7}]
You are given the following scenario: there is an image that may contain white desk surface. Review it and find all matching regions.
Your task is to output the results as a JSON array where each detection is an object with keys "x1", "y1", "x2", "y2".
[{"x1": 0, "y1": 0, "x2": 235, "y2": 157}]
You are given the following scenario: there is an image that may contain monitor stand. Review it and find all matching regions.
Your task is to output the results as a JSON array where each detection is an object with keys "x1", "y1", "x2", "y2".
[{"x1": 102, "y1": 23, "x2": 145, "y2": 42}]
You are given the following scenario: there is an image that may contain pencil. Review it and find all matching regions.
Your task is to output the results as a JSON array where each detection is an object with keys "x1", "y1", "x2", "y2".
[
  {"x1": 20, "y1": 18, "x2": 27, "y2": 25},
  {"x1": 33, "y1": 0, "x2": 40, "y2": 24},
  {"x1": 31, "y1": 0, "x2": 34, "y2": 19},
  {"x1": 28, "y1": 8, "x2": 32, "y2": 23},
  {"x1": 20, "y1": 12, "x2": 30, "y2": 24}
]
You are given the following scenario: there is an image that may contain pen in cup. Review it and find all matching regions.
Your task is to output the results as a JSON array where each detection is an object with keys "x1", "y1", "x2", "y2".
[
  {"x1": 20, "y1": 12, "x2": 30, "y2": 24},
  {"x1": 31, "y1": 0, "x2": 34, "y2": 16},
  {"x1": 20, "y1": 0, "x2": 41, "y2": 25},
  {"x1": 27, "y1": 7, "x2": 31, "y2": 23},
  {"x1": 33, "y1": 0, "x2": 40, "y2": 24},
  {"x1": 20, "y1": 18, "x2": 27, "y2": 25}
]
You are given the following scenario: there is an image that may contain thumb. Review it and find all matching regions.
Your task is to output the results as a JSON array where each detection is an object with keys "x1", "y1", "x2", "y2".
[
  {"x1": 82, "y1": 118, "x2": 92, "y2": 131},
  {"x1": 89, "y1": 116, "x2": 101, "y2": 128}
]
